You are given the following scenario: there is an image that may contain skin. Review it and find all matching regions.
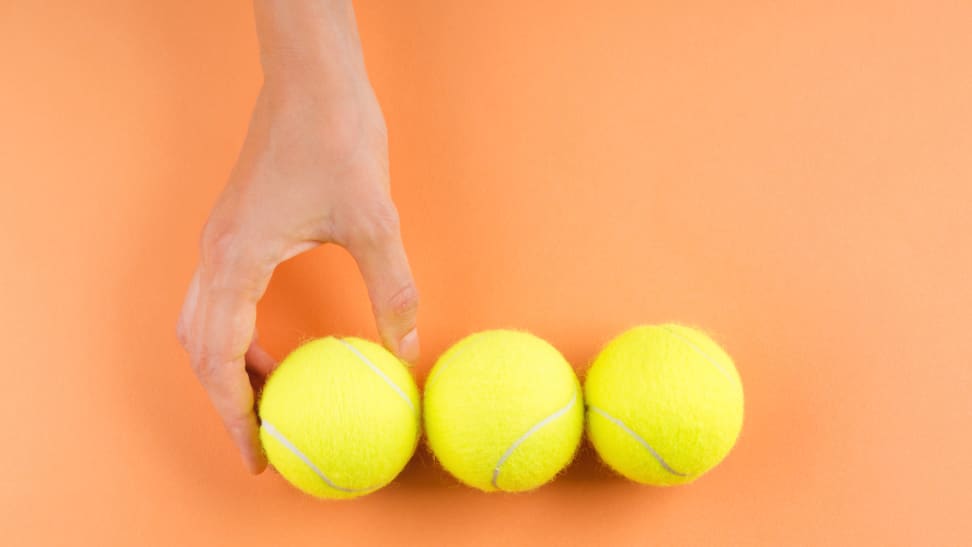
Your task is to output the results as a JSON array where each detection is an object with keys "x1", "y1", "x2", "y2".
[{"x1": 176, "y1": 0, "x2": 419, "y2": 473}]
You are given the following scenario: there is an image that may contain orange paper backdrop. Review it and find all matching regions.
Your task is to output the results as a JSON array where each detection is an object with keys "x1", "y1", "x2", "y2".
[{"x1": 2, "y1": 1, "x2": 970, "y2": 545}]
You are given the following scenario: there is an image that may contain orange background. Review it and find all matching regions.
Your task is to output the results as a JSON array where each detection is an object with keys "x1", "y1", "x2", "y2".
[{"x1": 2, "y1": 1, "x2": 971, "y2": 545}]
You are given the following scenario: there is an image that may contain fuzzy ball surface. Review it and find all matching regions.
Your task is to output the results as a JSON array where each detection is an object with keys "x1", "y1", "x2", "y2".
[
  {"x1": 259, "y1": 337, "x2": 420, "y2": 499},
  {"x1": 424, "y1": 330, "x2": 583, "y2": 492},
  {"x1": 585, "y1": 324, "x2": 744, "y2": 486}
]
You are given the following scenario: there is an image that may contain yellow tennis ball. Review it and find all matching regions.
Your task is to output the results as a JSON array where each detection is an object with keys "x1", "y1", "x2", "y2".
[
  {"x1": 258, "y1": 336, "x2": 420, "y2": 499},
  {"x1": 584, "y1": 324, "x2": 744, "y2": 486},
  {"x1": 423, "y1": 330, "x2": 584, "y2": 492}
]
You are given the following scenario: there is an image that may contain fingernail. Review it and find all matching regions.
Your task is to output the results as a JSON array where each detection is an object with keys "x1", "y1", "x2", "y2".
[{"x1": 397, "y1": 328, "x2": 420, "y2": 363}]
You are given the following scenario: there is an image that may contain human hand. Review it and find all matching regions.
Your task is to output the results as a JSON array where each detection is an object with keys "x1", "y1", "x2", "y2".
[{"x1": 177, "y1": 2, "x2": 418, "y2": 473}]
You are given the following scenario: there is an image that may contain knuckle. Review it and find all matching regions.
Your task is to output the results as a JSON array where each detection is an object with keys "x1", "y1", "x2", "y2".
[
  {"x1": 385, "y1": 282, "x2": 419, "y2": 319},
  {"x1": 225, "y1": 415, "x2": 252, "y2": 440},
  {"x1": 223, "y1": 412, "x2": 258, "y2": 449},
  {"x1": 198, "y1": 221, "x2": 276, "y2": 292},
  {"x1": 175, "y1": 318, "x2": 188, "y2": 348},
  {"x1": 188, "y1": 355, "x2": 208, "y2": 380},
  {"x1": 189, "y1": 350, "x2": 222, "y2": 384},
  {"x1": 200, "y1": 219, "x2": 255, "y2": 270}
]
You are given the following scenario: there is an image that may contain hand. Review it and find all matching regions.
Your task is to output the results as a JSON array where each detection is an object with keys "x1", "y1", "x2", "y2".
[{"x1": 176, "y1": 67, "x2": 419, "y2": 473}]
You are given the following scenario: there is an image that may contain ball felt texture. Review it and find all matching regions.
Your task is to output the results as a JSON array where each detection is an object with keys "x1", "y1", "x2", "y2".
[
  {"x1": 584, "y1": 324, "x2": 744, "y2": 486},
  {"x1": 258, "y1": 337, "x2": 420, "y2": 499},
  {"x1": 423, "y1": 330, "x2": 584, "y2": 492}
]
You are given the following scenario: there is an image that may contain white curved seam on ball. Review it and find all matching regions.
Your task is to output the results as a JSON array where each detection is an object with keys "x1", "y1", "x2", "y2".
[
  {"x1": 338, "y1": 338, "x2": 415, "y2": 412},
  {"x1": 588, "y1": 406, "x2": 686, "y2": 477},
  {"x1": 490, "y1": 392, "x2": 579, "y2": 490},
  {"x1": 261, "y1": 421, "x2": 375, "y2": 493},
  {"x1": 659, "y1": 325, "x2": 734, "y2": 383}
]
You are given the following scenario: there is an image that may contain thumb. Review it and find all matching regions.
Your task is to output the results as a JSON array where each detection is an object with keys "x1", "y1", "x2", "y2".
[{"x1": 347, "y1": 216, "x2": 420, "y2": 363}]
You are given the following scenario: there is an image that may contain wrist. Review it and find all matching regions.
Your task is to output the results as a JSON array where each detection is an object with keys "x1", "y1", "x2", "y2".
[
  {"x1": 255, "y1": 0, "x2": 369, "y2": 94},
  {"x1": 261, "y1": 56, "x2": 371, "y2": 106}
]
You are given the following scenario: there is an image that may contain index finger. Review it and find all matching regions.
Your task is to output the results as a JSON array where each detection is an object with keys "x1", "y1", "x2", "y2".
[{"x1": 178, "y1": 262, "x2": 270, "y2": 474}]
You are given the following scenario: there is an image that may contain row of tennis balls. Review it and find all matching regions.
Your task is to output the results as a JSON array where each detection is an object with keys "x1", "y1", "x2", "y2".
[{"x1": 258, "y1": 324, "x2": 744, "y2": 499}]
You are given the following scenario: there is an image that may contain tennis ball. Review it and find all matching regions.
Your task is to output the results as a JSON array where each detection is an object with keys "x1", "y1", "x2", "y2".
[
  {"x1": 423, "y1": 330, "x2": 583, "y2": 492},
  {"x1": 258, "y1": 336, "x2": 420, "y2": 499},
  {"x1": 584, "y1": 324, "x2": 743, "y2": 486}
]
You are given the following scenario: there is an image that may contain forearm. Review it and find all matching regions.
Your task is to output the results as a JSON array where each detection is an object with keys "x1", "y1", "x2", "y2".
[{"x1": 254, "y1": 0, "x2": 370, "y2": 91}]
